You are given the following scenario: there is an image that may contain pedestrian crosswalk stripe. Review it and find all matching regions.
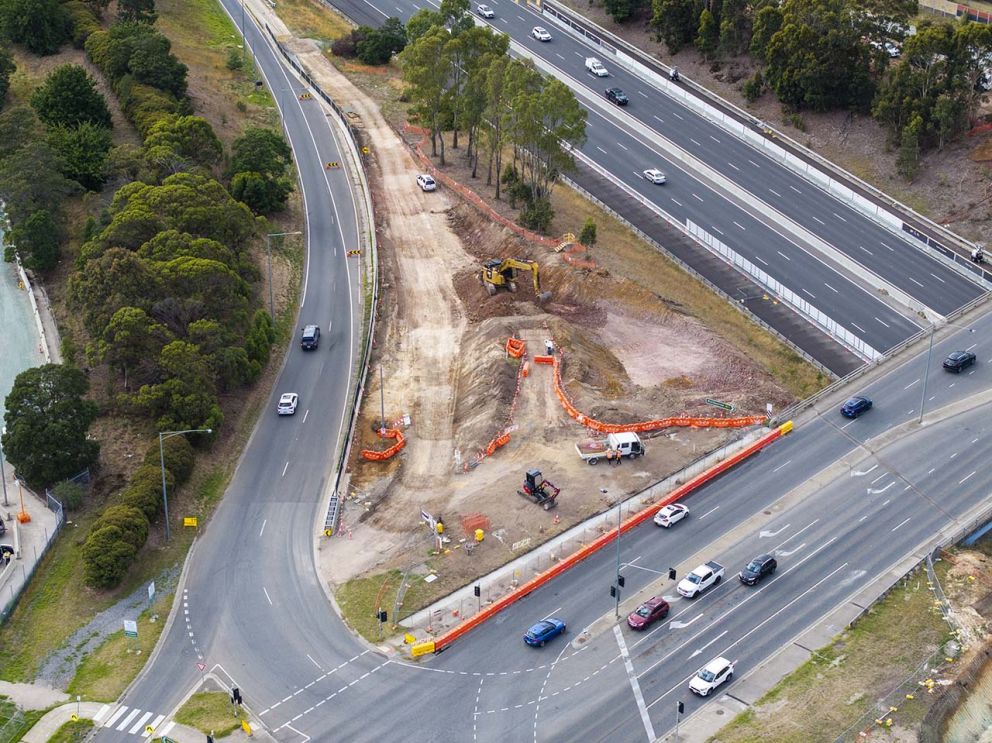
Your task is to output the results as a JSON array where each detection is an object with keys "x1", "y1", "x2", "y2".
[
  {"x1": 117, "y1": 708, "x2": 140, "y2": 730},
  {"x1": 104, "y1": 706, "x2": 128, "y2": 727},
  {"x1": 141, "y1": 714, "x2": 166, "y2": 738},
  {"x1": 94, "y1": 704, "x2": 110, "y2": 722},
  {"x1": 129, "y1": 711, "x2": 153, "y2": 734}
]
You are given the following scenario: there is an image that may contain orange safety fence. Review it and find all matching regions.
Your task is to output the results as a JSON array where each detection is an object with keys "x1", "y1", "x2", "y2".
[
  {"x1": 463, "y1": 343, "x2": 528, "y2": 471},
  {"x1": 506, "y1": 337, "x2": 526, "y2": 358},
  {"x1": 432, "y1": 423, "x2": 789, "y2": 651},
  {"x1": 361, "y1": 427, "x2": 406, "y2": 461},
  {"x1": 549, "y1": 354, "x2": 766, "y2": 433},
  {"x1": 533, "y1": 355, "x2": 554, "y2": 365}
]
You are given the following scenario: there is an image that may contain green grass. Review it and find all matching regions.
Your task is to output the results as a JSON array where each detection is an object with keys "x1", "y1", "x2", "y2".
[
  {"x1": 174, "y1": 691, "x2": 241, "y2": 737},
  {"x1": 713, "y1": 566, "x2": 952, "y2": 742},
  {"x1": 274, "y1": 0, "x2": 353, "y2": 43},
  {"x1": 0, "y1": 696, "x2": 48, "y2": 743},
  {"x1": 46, "y1": 718, "x2": 94, "y2": 743},
  {"x1": 67, "y1": 593, "x2": 175, "y2": 702}
]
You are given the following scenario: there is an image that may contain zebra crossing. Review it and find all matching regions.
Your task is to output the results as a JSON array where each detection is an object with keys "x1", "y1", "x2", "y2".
[{"x1": 93, "y1": 703, "x2": 175, "y2": 738}]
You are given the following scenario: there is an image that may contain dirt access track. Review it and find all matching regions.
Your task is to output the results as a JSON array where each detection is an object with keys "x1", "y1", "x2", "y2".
[{"x1": 266, "y1": 20, "x2": 794, "y2": 595}]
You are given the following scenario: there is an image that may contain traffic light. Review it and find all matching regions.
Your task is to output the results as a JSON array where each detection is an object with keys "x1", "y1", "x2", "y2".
[
  {"x1": 207, "y1": 736, "x2": 215, "y2": 743},
  {"x1": 677, "y1": 701, "x2": 684, "y2": 714},
  {"x1": 668, "y1": 568, "x2": 677, "y2": 581},
  {"x1": 617, "y1": 575, "x2": 625, "y2": 588},
  {"x1": 232, "y1": 687, "x2": 242, "y2": 705},
  {"x1": 610, "y1": 585, "x2": 617, "y2": 598},
  {"x1": 377, "y1": 610, "x2": 387, "y2": 623},
  {"x1": 474, "y1": 585, "x2": 481, "y2": 597}
]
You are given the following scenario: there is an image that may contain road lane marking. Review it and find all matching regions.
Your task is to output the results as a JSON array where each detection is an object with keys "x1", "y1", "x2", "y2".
[
  {"x1": 875, "y1": 317, "x2": 890, "y2": 328},
  {"x1": 158, "y1": 722, "x2": 176, "y2": 738},
  {"x1": 789, "y1": 185, "x2": 801, "y2": 194},
  {"x1": 143, "y1": 715, "x2": 165, "y2": 738},
  {"x1": 772, "y1": 460, "x2": 791, "y2": 473},
  {"x1": 673, "y1": 111, "x2": 684, "y2": 120},
  {"x1": 104, "y1": 707, "x2": 128, "y2": 728},
  {"x1": 733, "y1": 221, "x2": 745, "y2": 230},
  {"x1": 596, "y1": 146, "x2": 607, "y2": 154},
  {"x1": 904, "y1": 379, "x2": 919, "y2": 389},
  {"x1": 690, "y1": 138, "x2": 702, "y2": 147},
  {"x1": 960, "y1": 471, "x2": 976, "y2": 484},
  {"x1": 930, "y1": 273, "x2": 946, "y2": 283},
  {"x1": 852, "y1": 322, "x2": 866, "y2": 333},
  {"x1": 555, "y1": 53, "x2": 565, "y2": 60},
  {"x1": 824, "y1": 282, "x2": 838, "y2": 293},
  {"x1": 749, "y1": 159, "x2": 760, "y2": 168},
  {"x1": 307, "y1": 653, "x2": 322, "y2": 670},
  {"x1": 802, "y1": 288, "x2": 815, "y2": 299},
  {"x1": 541, "y1": 607, "x2": 562, "y2": 621},
  {"x1": 638, "y1": 90, "x2": 648, "y2": 98},
  {"x1": 264, "y1": 587, "x2": 273, "y2": 605},
  {"x1": 776, "y1": 251, "x2": 791, "y2": 261},
  {"x1": 698, "y1": 506, "x2": 720, "y2": 520},
  {"x1": 880, "y1": 241, "x2": 893, "y2": 251},
  {"x1": 910, "y1": 277, "x2": 924, "y2": 287},
  {"x1": 692, "y1": 193, "x2": 704, "y2": 202},
  {"x1": 870, "y1": 473, "x2": 887, "y2": 485},
  {"x1": 754, "y1": 255, "x2": 768, "y2": 265},
  {"x1": 727, "y1": 162, "x2": 740, "y2": 171},
  {"x1": 117, "y1": 709, "x2": 140, "y2": 731},
  {"x1": 689, "y1": 629, "x2": 728, "y2": 658},
  {"x1": 129, "y1": 712, "x2": 153, "y2": 735},
  {"x1": 671, "y1": 198, "x2": 683, "y2": 207},
  {"x1": 259, "y1": 519, "x2": 267, "y2": 537},
  {"x1": 967, "y1": 344, "x2": 977, "y2": 351},
  {"x1": 282, "y1": 462, "x2": 289, "y2": 477},
  {"x1": 833, "y1": 212, "x2": 848, "y2": 222},
  {"x1": 710, "y1": 135, "x2": 720, "y2": 143},
  {"x1": 94, "y1": 705, "x2": 110, "y2": 722},
  {"x1": 653, "y1": 115, "x2": 664, "y2": 124},
  {"x1": 891, "y1": 517, "x2": 911, "y2": 532},
  {"x1": 712, "y1": 226, "x2": 724, "y2": 235},
  {"x1": 859, "y1": 245, "x2": 873, "y2": 255},
  {"x1": 617, "y1": 142, "x2": 628, "y2": 151},
  {"x1": 614, "y1": 626, "x2": 656, "y2": 741},
  {"x1": 812, "y1": 215, "x2": 825, "y2": 225},
  {"x1": 768, "y1": 187, "x2": 781, "y2": 197},
  {"x1": 302, "y1": 409, "x2": 309, "y2": 423}
]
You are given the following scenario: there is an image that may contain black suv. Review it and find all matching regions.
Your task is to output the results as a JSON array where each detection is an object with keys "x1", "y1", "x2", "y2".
[
  {"x1": 943, "y1": 351, "x2": 976, "y2": 373},
  {"x1": 301, "y1": 325, "x2": 320, "y2": 350},
  {"x1": 739, "y1": 554, "x2": 777, "y2": 585},
  {"x1": 605, "y1": 87, "x2": 629, "y2": 106}
]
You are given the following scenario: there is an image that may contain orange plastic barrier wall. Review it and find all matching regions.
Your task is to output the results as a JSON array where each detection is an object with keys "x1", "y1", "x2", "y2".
[
  {"x1": 432, "y1": 424, "x2": 788, "y2": 652},
  {"x1": 361, "y1": 427, "x2": 406, "y2": 461},
  {"x1": 550, "y1": 355, "x2": 765, "y2": 432},
  {"x1": 506, "y1": 338, "x2": 526, "y2": 358}
]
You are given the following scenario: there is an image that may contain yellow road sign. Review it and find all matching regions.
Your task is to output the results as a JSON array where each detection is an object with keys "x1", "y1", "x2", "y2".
[{"x1": 184, "y1": 517, "x2": 198, "y2": 527}]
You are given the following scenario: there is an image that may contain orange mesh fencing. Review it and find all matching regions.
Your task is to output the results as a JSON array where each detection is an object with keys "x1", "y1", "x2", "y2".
[{"x1": 361, "y1": 427, "x2": 406, "y2": 461}]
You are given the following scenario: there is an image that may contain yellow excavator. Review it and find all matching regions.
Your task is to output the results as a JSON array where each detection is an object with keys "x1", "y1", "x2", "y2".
[{"x1": 480, "y1": 258, "x2": 551, "y2": 302}]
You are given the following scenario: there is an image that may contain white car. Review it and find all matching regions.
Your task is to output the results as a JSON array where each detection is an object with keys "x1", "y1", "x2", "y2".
[
  {"x1": 585, "y1": 57, "x2": 608, "y2": 77},
  {"x1": 277, "y1": 392, "x2": 299, "y2": 415},
  {"x1": 689, "y1": 656, "x2": 734, "y2": 696},
  {"x1": 653, "y1": 503, "x2": 688, "y2": 527},
  {"x1": 477, "y1": 3, "x2": 494, "y2": 17},
  {"x1": 532, "y1": 26, "x2": 551, "y2": 42},
  {"x1": 643, "y1": 168, "x2": 667, "y2": 185},
  {"x1": 416, "y1": 173, "x2": 437, "y2": 192}
]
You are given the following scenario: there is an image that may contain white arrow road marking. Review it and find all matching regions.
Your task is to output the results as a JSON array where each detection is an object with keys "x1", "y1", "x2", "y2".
[
  {"x1": 614, "y1": 626, "x2": 656, "y2": 742},
  {"x1": 851, "y1": 464, "x2": 878, "y2": 477},
  {"x1": 690, "y1": 630, "x2": 728, "y2": 659},
  {"x1": 669, "y1": 614, "x2": 702, "y2": 630},
  {"x1": 759, "y1": 524, "x2": 791, "y2": 539},
  {"x1": 839, "y1": 569, "x2": 867, "y2": 587},
  {"x1": 775, "y1": 543, "x2": 806, "y2": 558},
  {"x1": 867, "y1": 482, "x2": 895, "y2": 495}
]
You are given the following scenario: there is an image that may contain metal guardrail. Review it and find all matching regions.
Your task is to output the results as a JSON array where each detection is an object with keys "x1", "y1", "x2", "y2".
[{"x1": 263, "y1": 25, "x2": 379, "y2": 538}]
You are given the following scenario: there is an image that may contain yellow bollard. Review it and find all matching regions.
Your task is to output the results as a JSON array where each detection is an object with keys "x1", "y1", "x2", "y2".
[{"x1": 475, "y1": 529, "x2": 484, "y2": 542}]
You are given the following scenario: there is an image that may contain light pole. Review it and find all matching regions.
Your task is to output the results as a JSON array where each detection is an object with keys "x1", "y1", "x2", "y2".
[
  {"x1": 0, "y1": 427, "x2": 8, "y2": 507},
  {"x1": 160, "y1": 428, "x2": 212, "y2": 541},
  {"x1": 919, "y1": 323, "x2": 975, "y2": 423},
  {"x1": 266, "y1": 232, "x2": 302, "y2": 319},
  {"x1": 614, "y1": 495, "x2": 622, "y2": 619}
]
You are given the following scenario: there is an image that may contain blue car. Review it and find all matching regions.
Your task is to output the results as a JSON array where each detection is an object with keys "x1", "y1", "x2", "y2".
[
  {"x1": 524, "y1": 618, "x2": 566, "y2": 647},
  {"x1": 841, "y1": 396, "x2": 872, "y2": 418}
]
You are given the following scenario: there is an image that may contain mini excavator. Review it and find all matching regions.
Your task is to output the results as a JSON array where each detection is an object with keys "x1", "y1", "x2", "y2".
[{"x1": 479, "y1": 258, "x2": 551, "y2": 302}]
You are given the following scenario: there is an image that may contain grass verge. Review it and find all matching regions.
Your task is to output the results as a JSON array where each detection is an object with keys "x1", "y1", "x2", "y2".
[
  {"x1": 174, "y1": 691, "x2": 241, "y2": 737},
  {"x1": 712, "y1": 564, "x2": 952, "y2": 743},
  {"x1": 67, "y1": 593, "x2": 175, "y2": 702},
  {"x1": 276, "y1": 0, "x2": 352, "y2": 43},
  {"x1": 0, "y1": 696, "x2": 47, "y2": 743},
  {"x1": 46, "y1": 719, "x2": 94, "y2": 743}
]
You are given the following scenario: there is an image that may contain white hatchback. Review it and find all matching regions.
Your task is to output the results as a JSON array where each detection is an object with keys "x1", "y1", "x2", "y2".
[
  {"x1": 477, "y1": 3, "x2": 494, "y2": 17},
  {"x1": 277, "y1": 392, "x2": 299, "y2": 415},
  {"x1": 416, "y1": 173, "x2": 437, "y2": 192},
  {"x1": 532, "y1": 26, "x2": 551, "y2": 41},
  {"x1": 643, "y1": 168, "x2": 667, "y2": 184},
  {"x1": 653, "y1": 503, "x2": 688, "y2": 527},
  {"x1": 689, "y1": 656, "x2": 734, "y2": 696}
]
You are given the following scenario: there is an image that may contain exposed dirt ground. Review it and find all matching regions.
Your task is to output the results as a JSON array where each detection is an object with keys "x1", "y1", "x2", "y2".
[
  {"x1": 275, "y1": 34, "x2": 792, "y2": 590},
  {"x1": 556, "y1": 2, "x2": 992, "y2": 245}
]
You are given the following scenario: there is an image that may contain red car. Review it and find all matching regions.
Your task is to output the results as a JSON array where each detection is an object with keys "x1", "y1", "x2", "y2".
[{"x1": 627, "y1": 596, "x2": 670, "y2": 630}]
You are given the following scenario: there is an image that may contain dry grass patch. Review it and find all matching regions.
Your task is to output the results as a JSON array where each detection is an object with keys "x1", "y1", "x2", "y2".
[{"x1": 276, "y1": 0, "x2": 353, "y2": 43}]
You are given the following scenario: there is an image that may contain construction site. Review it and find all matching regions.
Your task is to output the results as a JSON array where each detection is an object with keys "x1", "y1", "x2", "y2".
[{"x1": 301, "y1": 33, "x2": 804, "y2": 622}]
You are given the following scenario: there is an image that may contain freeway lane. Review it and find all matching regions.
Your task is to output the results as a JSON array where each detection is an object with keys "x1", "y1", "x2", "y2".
[{"x1": 92, "y1": 1, "x2": 370, "y2": 739}]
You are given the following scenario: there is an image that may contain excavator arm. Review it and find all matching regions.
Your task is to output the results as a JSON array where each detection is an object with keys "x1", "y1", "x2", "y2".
[{"x1": 480, "y1": 257, "x2": 550, "y2": 301}]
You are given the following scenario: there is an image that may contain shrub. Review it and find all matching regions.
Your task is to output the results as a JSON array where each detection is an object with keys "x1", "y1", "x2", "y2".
[
  {"x1": 143, "y1": 433, "x2": 195, "y2": 485},
  {"x1": 52, "y1": 479, "x2": 86, "y2": 510},
  {"x1": 742, "y1": 71, "x2": 763, "y2": 103},
  {"x1": 520, "y1": 198, "x2": 553, "y2": 233},
  {"x1": 579, "y1": 217, "x2": 597, "y2": 247},
  {"x1": 82, "y1": 523, "x2": 138, "y2": 588},
  {"x1": 121, "y1": 479, "x2": 160, "y2": 521},
  {"x1": 65, "y1": 1, "x2": 99, "y2": 48},
  {"x1": 99, "y1": 504, "x2": 149, "y2": 550}
]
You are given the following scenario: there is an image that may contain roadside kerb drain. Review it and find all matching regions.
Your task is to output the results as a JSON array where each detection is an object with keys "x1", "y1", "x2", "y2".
[{"x1": 414, "y1": 422, "x2": 791, "y2": 655}]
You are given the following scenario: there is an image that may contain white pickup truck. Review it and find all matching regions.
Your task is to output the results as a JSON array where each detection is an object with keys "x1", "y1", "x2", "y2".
[
  {"x1": 677, "y1": 561, "x2": 724, "y2": 598},
  {"x1": 575, "y1": 432, "x2": 644, "y2": 464},
  {"x1": 585, "y1": 57, "x2": 609, "y2": 77}
]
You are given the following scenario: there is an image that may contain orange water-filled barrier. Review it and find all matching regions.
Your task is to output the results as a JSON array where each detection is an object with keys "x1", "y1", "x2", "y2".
[
  {"x1": 361, "y1": 427, "x2": 406, "y2": 461},
  {"x1": 506, "y1": 337, "x2": 526, "y2": 358}
]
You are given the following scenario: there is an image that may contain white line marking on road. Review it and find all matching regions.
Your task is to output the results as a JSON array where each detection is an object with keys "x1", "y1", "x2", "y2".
[
  {"x1": 302, "y1": 409, "x2": 309, "y2": 423},
  {"x1": 960, "y1": 471, "x2": 977, "y2": 485},
  {"x1": 891, "y1": 517, "x2": 911, "y2": 532},
  {"x1": 264, "y1": 587, "x2": 273, "y2": 605},
  {"x1": 776, "y1": 251, "x2": 791, "y2": 261},
  {"x1": 834, "y1": 212, "x2": 847, "y2": 222},
  {"x1": 698, "y1": 506, "x2": 720, "y2": 520},
  {"x1": 768, "y1": 188, "x2": 782, "y2": 197},
  {"x1": 930, "y1": 273, "x2": 946, "y2": 283},
  {"x1": 159, "y1": 722, "x2": 176, "y2": 738},
  {"x1": 852, "y1": 322, "x2": 866, "y2": 333},
  {"x1": 307, "y1": 654, "x2": 322, "y2": 670},
  {"x1": 824, "y1": 282, "x2": 838, "y2": 293},
  {"x1": 617, "y1": 142, "x2": 628, "y2": 151},
  {"x1": 104, "y1": 707, "x2": 128, "y2": 728},
  {"x1": 555, "y1": 53, "x2": 565, "y2": 60},
  {"x1": 859, "y1": 245, "x2": 873, "y2": 255},
  {"x1": 972, "y1": 438, "x2": 980, "y2": 444},
  {"x1": 772, "y1": 460, "x2": 791, "y2": 473},
  {"x1": 129, "y1": 712, "x2": 153, "y2": 735},
  {"x1": 733, "y1": 221, "x2": 745, "y2": 230},
  {"x1": 690, "y1": 138, "x2": 702, "y2": 147},
  {"x1": 712, "y1": 226, "x2": 724, "y2": 235},
  {"x1": 910, "y1": 277, "x2": 924, "y2": 287},
  {"x1": 94, "y1": 705, "x2": 110, "y2": 722},
  {"x1": 870, "y1": 473, "x2": 887, "y2": 484},
  {"x1": 144, "y1": 715, "x2": 165, "y2": 737},
  {"x1": 812, "y1": 215, "x2": 825, "y2": 225},
  {"x1": 749, "y1": 159, "x2": 760, "y2": 168},
  {"x1": 689, "y1": 630, "x2": 728, "y2": 659},
  {"x1": 614, "y1": 626, "x2": 656, "y2": 742},
  {"x1": 673, "y1": 111, "x2": 684, "y2": 120},
  {"x1": 754, "y1": 255, "x2": 768, "y2": 265},
  {"x1": 653, "y1": 115, "x2": 664, "y2": 124},
  {"x1": 692, "y1": 193, "x2": 704, "y2": 202},
  {"x1": 282, "y1": 461, "x2": 289, "y2": 477},
  {"x1": 875, "y1": 317, "x2": 890, "y2": 328},
  {"x1": 880, "y1": 241, "x2": 893, "y2": 251},
  {"x1": 727, "y1": 162, "x2": 740, "y2": 171},
  {"x1": 967, "y1": 344, "x2": 977, "y2": 351},
  {"x1": 671, "y1": 198, "x2": 683, "y2": 207},
  {"x1": 789, "y1": 185, "x2": 801, "y2": 194},
  {"x1": 117, "y1": 709, "x2": 140, "y2": 731},
  {"x1": 852, "y1": 464, "x2": 878, "y2": 476},
  {"x1": 541, "y1": 607, "x2": 562, "y2": 621},
  {"x1": 634, "y1": 90, "x2": 648, "y2": 98},
  {"x1": 904, "y1": 379, "x2": 919, "y2": 390},
  {"x1": 596, "y1": 146, "x2": 607, "y2": 154},
  {"x1": 710, "y1": 135, "x2": 720, "y2": 143},
  {"x1": 950, "y1": 452, "x2": 959, "y2": 459},
  {"x1": 802, "y1": 288, "x2": 816, "y2": 299},
  {"x1": 859, "y1": 515, "x2": 869, "y2": 522},
  {"x1": 259, "y1": 519, "x2": 267, "y2": 537}
]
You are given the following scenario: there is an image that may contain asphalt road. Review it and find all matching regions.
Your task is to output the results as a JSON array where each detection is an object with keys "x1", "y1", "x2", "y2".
[{"x1": 325, "y1": 0, "x2": 986, "y2": 359}]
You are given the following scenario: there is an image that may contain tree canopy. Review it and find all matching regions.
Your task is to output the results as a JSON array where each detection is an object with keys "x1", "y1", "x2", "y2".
[
  {"x1": 30, "y1": 64, "x2": 112, "y2": 129},
  {"x1": 0, "y1": 0, "x2": 71, "y2": 55}
]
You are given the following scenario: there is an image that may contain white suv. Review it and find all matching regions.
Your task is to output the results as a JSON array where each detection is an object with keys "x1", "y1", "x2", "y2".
[
  {"x1": 689, "y1": 656, "x2": 734, "y2": 696},
  {"x1": 416, "y1": 174, "x2": 437, "y2": 192},
  {"x1": 277, "y1": 392, "x2": 299, "y2": 415}
]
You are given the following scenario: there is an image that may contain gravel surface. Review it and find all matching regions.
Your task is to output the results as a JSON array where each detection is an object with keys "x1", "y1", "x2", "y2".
[{"x1": 35, "y1": 566, "x2": 179, "y2": 690}]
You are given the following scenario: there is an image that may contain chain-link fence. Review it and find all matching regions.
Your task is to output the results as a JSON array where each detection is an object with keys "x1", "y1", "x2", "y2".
[{"x1": 0, "y1": 707, "x2": 27, "y2": 743}]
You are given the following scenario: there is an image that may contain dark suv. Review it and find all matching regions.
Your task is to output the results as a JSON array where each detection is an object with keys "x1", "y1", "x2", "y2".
[
  {"x1": 739, "y1": 554, "x2": 777, "y2": 585},
  {"x1": 605, "y1": 87, "x2": 629, "y2": 106},
  {"x1": 943, "y1": 351, "x2": 976, "y2": 373},
  {"x1": 301, "y1": 325, "x2": 320, "y2": 350}
]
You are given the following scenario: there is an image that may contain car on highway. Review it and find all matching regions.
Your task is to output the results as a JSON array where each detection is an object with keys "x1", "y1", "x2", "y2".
[
  {"x1": 643, "y1": 168, "x2": 667, "y2": 184},
  {"x1": 416, "y1": 174, "x2": 437, "y2": 192},
  {"x1": 605, "y1": 87, "x2": 629, "y2": 106},
  {"x1": 653, "y1": 503, "x2": 688, "y2": 527},
  {"x1": 689, "y1": 656, "x2": 734, "y2": 696},
  {"x1": 943, "y1": 351, "x2": 976, "y2": 373},
  {"x1": 840, "y1": 395, "x2": 872, "y2": 418},
  {"x1": 476, "y1": 3, "x2": 494, "y2": 17},
  {"x1": 531, "y1": 26, "x2": 551, "y2": 42},
  {"x1": 626, "y1": 596, "x2": 669, "y2": 630},
  {"x1": 277, "y1": 392, "x2": 299, "y2": 415},
  {"x1": 524, "y1": 617, "x2": 566, "y2": 646},
  {"x1": 739, "y1": 554, "x2": 777, "y2": 585},
  {"x1": 677, "y1": 561, "x2": 724, "y2": 598},
  {"x1": 301, "y1": 324, "x2": 320, "y2": 350},
  {"x1": 585, "y1": 57, "x2": 608, "y2": 77}
]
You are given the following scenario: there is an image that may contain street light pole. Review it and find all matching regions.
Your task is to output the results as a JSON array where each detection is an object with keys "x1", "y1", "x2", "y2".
[
  {"x1": 614, "y1": 497, "x2": 622, "y2": 619},
  {"x1": 265, "y1": 231, "x2": 302, "y2": 320},
  {"x1": 919, "y1": 323, "x2": 974, "y2": 424},
  {"x1": 159, "y1": 428, "x2": 212, "y2": 541},
  {"x1": 0, "y1": 429, "x2": 8, "y2": 507}
]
